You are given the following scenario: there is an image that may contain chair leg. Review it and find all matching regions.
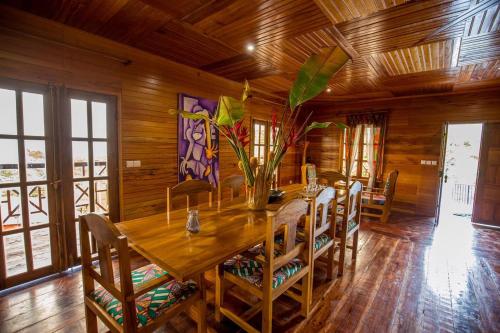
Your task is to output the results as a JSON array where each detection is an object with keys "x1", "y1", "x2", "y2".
[
  {"x1": 215, "y1": 264, "x2": 224, "y2": 323},
  {"x1": 352, "y1": 230, "x2": 359, "y2": 261},
  {"x1": 327, "y1": 246, "x2": 334, "y2": 280},
  {"x1": 262, "y1": 295, "x2": 273, "y2": 333},
  {"x1": 301, "y1": 270, "x2": 312, "y2": 316},
  {"x1": 338, "y1": 237, "x2": 346, "y2": 276},
  {"x1": 84, "y1": 304, "x2": 98, "y2": 333}
]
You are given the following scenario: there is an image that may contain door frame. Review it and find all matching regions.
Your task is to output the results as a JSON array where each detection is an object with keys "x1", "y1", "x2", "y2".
[
  {"x1": 0, "y1": 78, "x2": 60, "y2": 289},
  {"x1": 436, "y1": 121, "x2": 484, "y2": 225}
]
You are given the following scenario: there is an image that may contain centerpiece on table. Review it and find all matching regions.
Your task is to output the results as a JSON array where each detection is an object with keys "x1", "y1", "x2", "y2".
[{"x1": 172, "y1": 47, "x2": 350, "y2": 210}]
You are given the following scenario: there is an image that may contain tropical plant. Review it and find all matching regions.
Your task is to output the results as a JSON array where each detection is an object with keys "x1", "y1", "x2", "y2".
[{"x1": 171, "y1": 47, "x2": 350, "y2": 208}]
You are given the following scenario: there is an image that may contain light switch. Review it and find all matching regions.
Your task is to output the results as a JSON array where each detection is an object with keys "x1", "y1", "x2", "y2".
[
  {"x1": 431, "y1": 161, "x2": 437, "y2": 166},
  {"x1": 126, "y1": 160, "x2": 134, "y2": 168},
  {"x1": 425, "y1": 161, "x2": 432, "y2": 165},
  {"x1": 420, "y1": 160, "x2": 426, "y2": 165},
  {"x1": 133, "y1": 160, "x2": 141, "y2": 167}
]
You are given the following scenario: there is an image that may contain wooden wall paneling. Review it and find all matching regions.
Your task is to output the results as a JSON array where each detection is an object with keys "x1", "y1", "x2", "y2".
[
  {"x1": 0, "y1": 6, "x2": 296, "y2": 220},
  {"x1": 307, "y1": 89, "x2": 500, "y2": 216}
]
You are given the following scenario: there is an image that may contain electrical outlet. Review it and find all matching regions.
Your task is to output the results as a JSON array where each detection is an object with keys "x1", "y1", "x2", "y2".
[
  {"x1": 431, "y1": 161, "x2": 437, "y2": 166},
  {"x1": 126, "y1": 160, "x2": 134, "y2": 168},
  {"x1": 133, "y1": 160, "x2": 141, "y2": 167},
  {"x1": 420, "y1": 160, "x2": 426, "y2": 165}
]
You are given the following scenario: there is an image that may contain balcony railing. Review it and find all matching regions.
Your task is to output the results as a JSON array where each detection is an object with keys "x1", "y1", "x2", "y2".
[{"x1": 451, "y1": 183, "x2": 475, "y2": 207}]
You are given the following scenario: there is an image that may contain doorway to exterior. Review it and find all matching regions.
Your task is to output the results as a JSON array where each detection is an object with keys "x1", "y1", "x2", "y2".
[{"x1": 438, "y1": 123, "x2": 483, "y2": 224}]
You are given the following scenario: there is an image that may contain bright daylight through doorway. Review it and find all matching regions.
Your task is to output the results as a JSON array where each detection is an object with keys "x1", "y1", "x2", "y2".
[{"x1": 439, "y1": 123, "x2": 483, "y2": 224}]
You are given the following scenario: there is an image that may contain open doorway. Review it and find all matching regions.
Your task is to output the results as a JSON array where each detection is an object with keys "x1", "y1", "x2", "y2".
[{"x1": 438, "y1": 123, "x2": 483, "y2": 224}]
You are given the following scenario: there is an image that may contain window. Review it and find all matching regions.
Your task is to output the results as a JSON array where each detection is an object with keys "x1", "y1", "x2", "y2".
[
  {"x1": 252, "y1": 120, "x2": 267, "y2": 165},
  {"x1": 251, "y1": 119, "x2": 279, "y2": 185},
  {"x1": 341, "y1": 125, "x2": 381, "y2": 179}
]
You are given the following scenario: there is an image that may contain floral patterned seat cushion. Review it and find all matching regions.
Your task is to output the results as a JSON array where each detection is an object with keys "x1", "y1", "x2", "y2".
[
  {"x1": 224, "y1": 254, "x2": 304, "y2": 289},
  {"x1": 362, "y1": 193, "x2": 386, "y2": 205},
  {"x1": 90, "y1": 264, "x2": 197, "y2": 328}
]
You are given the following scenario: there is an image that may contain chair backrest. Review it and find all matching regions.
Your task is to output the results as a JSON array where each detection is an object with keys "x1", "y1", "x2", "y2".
[
  {"x1": 318, "y1": 171, "x2": 347, "y2": 187},
  {"x1": 80, "y1": 214, "x2": 133, "y2": 312},
  {"x1": 301, "y1": 163, "x2": 317, "y2": 185},
  {"x1": 264, "y1": 199, "x2": 310, "y2": 271},
  {"x1": 383, "y1": 170, "x2": 399, "y2": 201},
  {"x1": 311, "y1": 187, "x2": 336, "y2": 236},
  {"x1": 345, "y1": 181, "x2": 362, "y2": 224},
  {"x1": 218, "y1": 174, "x2": 245, "y2": 204},
  {"x1": 167, "y1": 179, "x2": 214, "y2": 214}
]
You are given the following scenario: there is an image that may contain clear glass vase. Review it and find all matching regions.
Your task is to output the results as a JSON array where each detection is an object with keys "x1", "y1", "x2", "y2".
[
  {"x1": 246, "y1": 166, "x2": 271, "y2": 210},
  {"x1": 186, "y1": 210, "x2": 200, "y2": 233}
]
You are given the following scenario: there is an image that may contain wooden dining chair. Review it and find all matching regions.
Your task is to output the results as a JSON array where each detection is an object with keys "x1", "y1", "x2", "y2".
[
  {"x1": 308, "y1": 187, "x2": 338, "y2": 281},
  {"x1": 336, "y1": 181, "x2": 362, "y2": 276},
  {"x1": 215, "y1": 199, "x2": 313, "y2": 333},
  {"x1": 218, "y1": 174, "x2": 245, "y2": 207},
  {"x1": 80, "y1": 214, "x2": 202, "y2": 333},
  {"x1": 166, "y1": 179, "x2": 214, "y2": 216},
  {"x1": 361, "y1": 170, "x2": 399, "y2": 223}
]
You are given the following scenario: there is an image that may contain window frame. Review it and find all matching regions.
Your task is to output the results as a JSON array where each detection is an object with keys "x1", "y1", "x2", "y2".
[
  {"x1": 250, "y1": 118, "x2": 280, "y2": 186},
  {"x1": 340, "y1": 125, "x2": 380, "y2": 180}
]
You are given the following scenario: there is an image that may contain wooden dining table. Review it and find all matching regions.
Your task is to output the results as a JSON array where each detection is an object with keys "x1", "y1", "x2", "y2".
[{"x1": 115, "y1": 183, "x2": 345, "y2": 331}]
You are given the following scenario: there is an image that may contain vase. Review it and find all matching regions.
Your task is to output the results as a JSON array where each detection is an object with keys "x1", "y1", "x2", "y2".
[{"x1": 246, "y1": 166, "x2": 271, "y2": 210}]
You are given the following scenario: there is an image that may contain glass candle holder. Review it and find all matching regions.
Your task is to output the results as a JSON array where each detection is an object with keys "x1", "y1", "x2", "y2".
[{"x1": 186, "y1": 210, "x2": 200, "y2": 233}]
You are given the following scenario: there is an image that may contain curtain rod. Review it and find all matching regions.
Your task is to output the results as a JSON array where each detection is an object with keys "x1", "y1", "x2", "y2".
[{"x1": 334, "y1": 109, "x2": 389, "y2": 117}]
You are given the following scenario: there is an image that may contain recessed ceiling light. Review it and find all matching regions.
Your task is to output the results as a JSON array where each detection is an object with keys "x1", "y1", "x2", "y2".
[
  {"x1": 326, "y1": 87, "x2": 332, "y2": 93},
  {"x1": 246, "y1": 43, "x2": 255, "y2": 52}
]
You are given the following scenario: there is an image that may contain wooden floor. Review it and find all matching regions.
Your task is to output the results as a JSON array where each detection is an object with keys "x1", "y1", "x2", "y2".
[{"x1": 0, "y1": 213, "x2": 498, "y2": 333}]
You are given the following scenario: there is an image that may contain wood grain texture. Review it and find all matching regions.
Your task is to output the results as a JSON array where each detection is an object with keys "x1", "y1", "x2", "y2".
[
  {"x1": 0, "y1": 5, "x2": 299, "y2": 220},
  {"x1": 2, "y1": 0, "x2": 499, "y2": 101},
  {"x1": 1, "y1": 213, "x2": 499, "y2": 332},
  {"x1": 307, "y1": 89, "x2": 500, "y2": 216}
]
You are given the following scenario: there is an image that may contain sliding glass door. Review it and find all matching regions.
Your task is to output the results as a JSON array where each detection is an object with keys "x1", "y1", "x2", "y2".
[{"x1": 0, "y1": 79, "x2": 58, "y2": 288}]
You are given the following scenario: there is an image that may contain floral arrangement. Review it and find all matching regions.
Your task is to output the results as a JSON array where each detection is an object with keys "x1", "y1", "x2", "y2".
[{"x1": 172, "y1": 47, "x2": 349, "y2": 209}]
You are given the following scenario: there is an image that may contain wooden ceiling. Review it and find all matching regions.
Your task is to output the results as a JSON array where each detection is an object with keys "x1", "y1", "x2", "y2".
[{"x1": 2, "y1": 0, "x2": 500, "y2": 101}]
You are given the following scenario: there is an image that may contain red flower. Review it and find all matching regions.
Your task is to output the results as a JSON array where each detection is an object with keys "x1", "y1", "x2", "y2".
[
  {"x1": 271, "y1": 109, "x2": 277, "y2": 141},
  {"x1": 232, "y1": 120, "x2": 250, "y2": 147}
]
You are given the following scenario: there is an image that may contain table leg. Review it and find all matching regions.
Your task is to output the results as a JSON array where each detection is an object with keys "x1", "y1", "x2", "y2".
[{"x1": 198, "y1": 272, "x2": 207, "y2": 333}]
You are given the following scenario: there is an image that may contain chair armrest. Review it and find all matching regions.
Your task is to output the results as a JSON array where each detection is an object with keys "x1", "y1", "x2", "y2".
[{"x1": 362, "y1": 187, "x2": 385, "y2": 194}]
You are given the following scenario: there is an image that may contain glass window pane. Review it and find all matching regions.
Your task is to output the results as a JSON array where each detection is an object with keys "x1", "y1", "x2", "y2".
[
  {"x1": 74, "y1": 181, "x2": 90, "y2": 218},
  {"x1": 253, "y1": 125, "x2": 259, "y2": 145},
  {"x1": 3, "y1": 233, "x2": 27, "y2": 277},
  {"x1": 259, "y1": 146, "x2": 265, "y2": 165},
  {"x1": 1, "y1": 187, "x2": 23, "y2": 231},
  {"x1": 0, "y1": 88, "x2": 17, "y2": 135},
  {"x1": 91, "y1": 102, "x2": 107, "y2": 138},
  {"x1": 0, "y1": 139, "x2": 19, "y2": 184},
  {"x1": 362, "y1": 162, "x2": 369, "y2": 178},
  {"x1": 28, "y1": 185, "x2": 49, "y2": 226},
  {"x1": 22, "y1": 92, "x2": 44, "y2": 136},
  {"x1": 25, "y1": 140, "x2": 47, "y2": 181},
  {"x1": 362, "y1": 145, "x2": 369, "y2": 160},
  {"x1": 94, "y1": 180, "x2": 108, "y2": 214},
  {"x1": 31, "y1": 228, "x2": 52, "y2": 269},
  {"x1": 71, "y1": 99, "x2": 87, "y2": 138},
  {"x1": 93, "y1": 142, "x2": 108, "y2": 177},
  {"x1": 75, "y1": 221, "x2": 81, "y2": 257},
  {"x1": 259, "y1": 125, "x2": 265, "y2": 144},
  {"x1": 350, "y1": 161, "x2": 358, "y2": 176},
  {"x1": 72, "y1": 141, "x2": 89, "y2": 178}
]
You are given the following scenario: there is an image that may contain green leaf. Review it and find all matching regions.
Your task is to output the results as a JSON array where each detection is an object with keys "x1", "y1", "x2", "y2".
[
  {"x1": 241, "y1": 80, "x2": 251, "y2": 102},
  {"x1": 289, "y1": 47, "x2": 349, "y2": 111},
  {"x1": 335, "y1": 122, "x2": 349, "y2": 130},
  {"x1": 304, "y1": 121, "x2": 332, "y2": 134},
  {"x1": 169, "y1": 109, "x2": 211, "y2": 122},
  {"x1": 215, "y1": 95, "x2": 245, "y2": 126}
]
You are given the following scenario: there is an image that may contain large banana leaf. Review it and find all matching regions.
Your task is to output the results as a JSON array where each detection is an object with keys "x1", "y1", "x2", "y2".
[
  {"x1": 304, "y1": 121, "x2": 348, "y2": 134},
  {"x1": 289, "y1": 47, "x2": 349, "y2": 111},
  {"x1": 215, "y1": 95, "x2": 244, "y2": 126}
]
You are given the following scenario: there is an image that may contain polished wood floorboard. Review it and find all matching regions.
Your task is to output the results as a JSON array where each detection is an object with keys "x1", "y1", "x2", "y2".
[{"x1": 0, "y1": 213, "x2": 498, "y2": 332}]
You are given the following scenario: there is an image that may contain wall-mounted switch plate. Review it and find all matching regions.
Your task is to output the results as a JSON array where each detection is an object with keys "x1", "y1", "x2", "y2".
[
  {"x1": 126, "y1": 160, "x2": 134, "y2": 168},
  {"x1": 133, "y1": 160, "x2": 141, "y2": 167}
]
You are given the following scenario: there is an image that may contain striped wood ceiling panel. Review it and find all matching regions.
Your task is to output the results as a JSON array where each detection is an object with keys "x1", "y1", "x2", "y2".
[
  {"x1": 370, "y1": 38, "x2": 462, "y2": 76},
  {"x1": 463, "y1": 0, "x2": 500, "y2": 36}
]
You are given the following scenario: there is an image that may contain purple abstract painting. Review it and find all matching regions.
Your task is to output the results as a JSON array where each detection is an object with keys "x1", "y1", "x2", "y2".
[{"x1": 178, "y1": 94, "x2": 219, "y2": 187}]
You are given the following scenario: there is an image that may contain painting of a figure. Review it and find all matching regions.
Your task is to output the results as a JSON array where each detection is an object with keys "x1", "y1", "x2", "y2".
[{"x1": 178, "y1": 94, "x2": 219, "y2": 187}]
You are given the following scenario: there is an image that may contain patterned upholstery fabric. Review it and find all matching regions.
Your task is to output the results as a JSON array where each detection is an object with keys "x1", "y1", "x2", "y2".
[
  {"x1": 224, "y1": 255, "x2": 304, "y2": 289},
  {"x1": 91, "y1": 264, "x2": 197, "y2": 328},
  {"x1": 362, "y1": 193, "x2": 386, "y2": 205},
  {"x1": 289, "y1": 228, "x2": 332, "y2": 251},
  {"x1": 335, "y1": 216, "x2": 358, "y2": 236}
]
